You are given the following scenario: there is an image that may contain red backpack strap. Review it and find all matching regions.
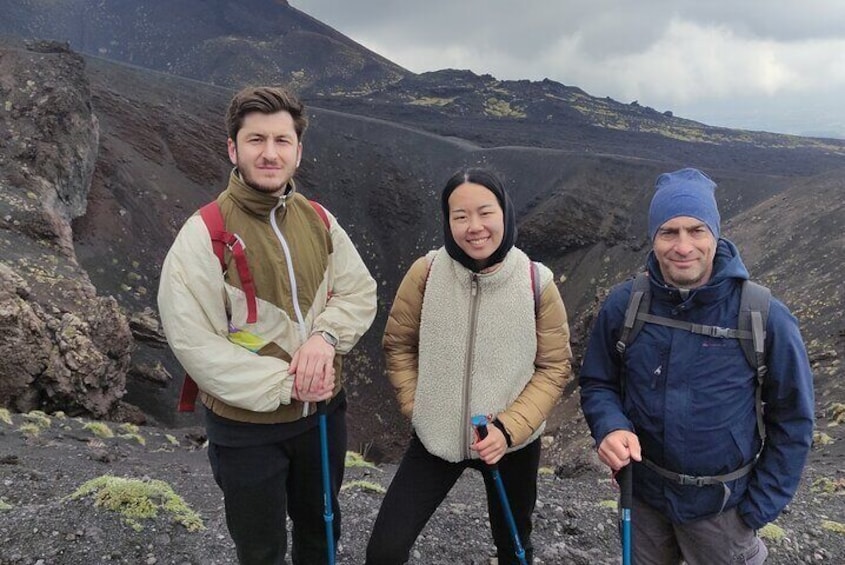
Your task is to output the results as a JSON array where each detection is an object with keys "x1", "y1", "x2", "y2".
[
  {"x1": 199, "y1": 201, "x2": 258, "y2": 324},
  {"x1": 309, "y1": 199, "x2": 331, "y2": 230},
  {"x1": 179, "y1": 201, "x2": 258, "y2": 412},
  {"x1": 178, "y1": 374, "x2": 199, "y2": 412},
  {"x1": 199, "y1": 202, "x2": 226, "y2": 271}
]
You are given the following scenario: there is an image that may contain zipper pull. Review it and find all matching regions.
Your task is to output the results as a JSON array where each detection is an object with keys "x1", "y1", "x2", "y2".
[{"x1": 471, "y1": 274, "x2": 478, "y2": 297}]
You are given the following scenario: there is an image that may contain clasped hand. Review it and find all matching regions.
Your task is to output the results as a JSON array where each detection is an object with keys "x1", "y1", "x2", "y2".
[{"x1": 289, "y1": 334, "x2": 336, "y2": 402}]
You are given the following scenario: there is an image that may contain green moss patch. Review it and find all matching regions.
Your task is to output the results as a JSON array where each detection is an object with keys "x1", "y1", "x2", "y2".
[
  {"x1": 811, "y1": 477, "x2": 845, "y2": 495},
  {"x1": 759, "y1": 523, "x2": 785, "y2": 542},
  {"x1": 117, "y1": 423, "x2": 146, "y2": 445},
  {"x1": 69, "y1": 475, "x2": 205, "y2": 532},
  {"x1": 829, "y1": 403, "x2": 845, "y2": 425},
  {"x1": 83, "y1": 422, "x2": 114, "y2": 439},
  {"x1": 18, "y1": 423, "x2": 42, "y2": 437},
  {"x1": 23, "y1": 410, "x2": 51, "y2": 429},
  {"x1": 599, "y1": 499, "x2": 617, "y2": 511},
  {"x1": 821, "y1": 520, "x2": 845, "y2": 534},
  {"x1": 483, "y1": 97, "x2": 526, "y2": 118},
  {"x1": 813, "y1": 431, "x2": 835, "y2": 446},
  {"x1": 345, "y1": 451, "x2": 378, "y2": 470},
  {"x1": 340, "y1": 480, "x2": 386, "y2": 494}
]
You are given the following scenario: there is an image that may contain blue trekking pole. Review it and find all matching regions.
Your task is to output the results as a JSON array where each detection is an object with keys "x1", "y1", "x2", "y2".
[
  {"x1": 317, "y1": 401, "x2": 336, "y2": 565},
  {"x1": 619, "y1": 463, "x2": 633, "y2": 565},
  {"x1": 471, "y1": 414, "x2": 529, "y2": 565}
]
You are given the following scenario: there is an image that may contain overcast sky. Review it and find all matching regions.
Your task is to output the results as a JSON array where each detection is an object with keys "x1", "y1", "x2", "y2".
[{"x1": 294, "y1": 1, "x2": 845, "y2": 139}]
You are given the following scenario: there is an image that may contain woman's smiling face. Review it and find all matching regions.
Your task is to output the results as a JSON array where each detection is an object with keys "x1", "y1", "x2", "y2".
[{"x1": 447, "y1": 182, "x2": 504, "y2": 263}]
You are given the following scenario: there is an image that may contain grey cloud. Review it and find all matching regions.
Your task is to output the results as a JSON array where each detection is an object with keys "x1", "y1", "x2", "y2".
[{"x1": 292, "y1": 0, "x2": 845, "y2": 137}]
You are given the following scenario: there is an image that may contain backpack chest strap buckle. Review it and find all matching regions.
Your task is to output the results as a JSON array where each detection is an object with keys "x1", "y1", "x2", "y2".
[
  {"x1": 707, "y1": 326, "x2": 732, "y2": 339},
  {"x1": 678, "y1": 474, "x2": 708, "y2": 487}
]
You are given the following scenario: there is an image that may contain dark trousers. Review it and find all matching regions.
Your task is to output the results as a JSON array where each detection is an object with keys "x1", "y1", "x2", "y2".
[
  {"x1": 208, "y1": 408, "x2": 347, "y2": 565},
  {"x1": 366, "y1": 434, "x2": 540, "y2": 565}
]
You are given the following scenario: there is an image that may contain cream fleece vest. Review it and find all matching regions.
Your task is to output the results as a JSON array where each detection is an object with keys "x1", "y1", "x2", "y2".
[{"x1": 414, "y1": 247, "x2": 545, "y2": 462}]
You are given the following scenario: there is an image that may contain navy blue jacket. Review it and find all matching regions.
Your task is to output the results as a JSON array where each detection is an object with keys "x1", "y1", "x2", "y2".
[{"x1": 580, "y1": 239, "x2": 814, "y2": 529}]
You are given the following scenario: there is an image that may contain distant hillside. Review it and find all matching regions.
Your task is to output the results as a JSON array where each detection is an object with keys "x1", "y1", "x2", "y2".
[
  {"x1": 0, "y1": 0, "x2": 408, "y2": 92},
  {"x1": 309, "y1": 68, "x2": 845, "y2": 177}
]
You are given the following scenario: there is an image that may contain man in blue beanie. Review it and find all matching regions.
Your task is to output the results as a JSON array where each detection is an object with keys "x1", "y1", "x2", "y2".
[{"x1": 579, "y1": 168, "x2": 814, "y2": 564}]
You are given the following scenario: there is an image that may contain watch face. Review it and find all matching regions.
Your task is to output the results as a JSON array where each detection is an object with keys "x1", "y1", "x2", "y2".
[{"x1": 322, "y1": 331, "x2": 338, "y2": 346}]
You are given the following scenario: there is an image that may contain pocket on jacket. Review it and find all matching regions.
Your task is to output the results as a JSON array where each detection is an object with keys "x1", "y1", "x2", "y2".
[
  {"x1": 729, "y1": 423, "x2": 759, "y2": 469},
  {"x1": 623, "y1": 337, "x2": 669, "y2": 421}
]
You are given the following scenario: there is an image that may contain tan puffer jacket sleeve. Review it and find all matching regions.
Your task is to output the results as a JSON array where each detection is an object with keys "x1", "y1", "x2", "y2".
[
  {"x1": 496, "y1": 279, "x2": 573, "y2": 446},
  {"x1": 382, "y1": 256, "x2": 429, "y2": 419}
]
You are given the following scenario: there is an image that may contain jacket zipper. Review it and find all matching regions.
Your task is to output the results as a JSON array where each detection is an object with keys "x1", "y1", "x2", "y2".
[
  {"x1": 269, "y1": 199, "x2": 310, "y2": 417},
  {"x1": 461, "y1": 274, "x2": 481, "y2": 458}
]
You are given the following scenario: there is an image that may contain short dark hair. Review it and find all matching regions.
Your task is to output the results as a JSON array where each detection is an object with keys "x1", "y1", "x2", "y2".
[{"x1": 225, "y1": 86, "x2": 308, "y2": 141}]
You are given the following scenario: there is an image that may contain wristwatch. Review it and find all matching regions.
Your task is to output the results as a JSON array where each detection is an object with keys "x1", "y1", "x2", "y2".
[{"x1": 314, "y1": 330, "x2": 338, "y2": 348}]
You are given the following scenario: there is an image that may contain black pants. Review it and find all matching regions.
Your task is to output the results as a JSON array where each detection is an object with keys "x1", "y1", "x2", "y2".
[
  {"x1": 208, "y1": 408, "x2": 347, "y2": 565},
  {"x1": 366, "y1": 434, "x2": 540, "y2": 565}
]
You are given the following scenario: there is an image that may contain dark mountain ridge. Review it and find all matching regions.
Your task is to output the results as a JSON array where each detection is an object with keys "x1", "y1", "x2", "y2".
[
  {"x1": 311, "y1": 67, "x2": 845, "y2": 174},
  {"x1": 0, "y1": 0, "x2": 408, "y2": 94}
]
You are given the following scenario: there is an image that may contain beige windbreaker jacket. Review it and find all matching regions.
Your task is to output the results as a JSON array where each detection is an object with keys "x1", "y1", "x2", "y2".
[{"x1": 158, "y1": 170, "x2": 377, "y2": 423}]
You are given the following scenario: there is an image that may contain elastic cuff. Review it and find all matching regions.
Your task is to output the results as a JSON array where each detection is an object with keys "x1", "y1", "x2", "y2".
[
  {"x1": 492, "y1": 419, "x2": 512, "y2": 447},
  {"x1": 279, "y1": 374, "x2": 295, "y2": 405}
]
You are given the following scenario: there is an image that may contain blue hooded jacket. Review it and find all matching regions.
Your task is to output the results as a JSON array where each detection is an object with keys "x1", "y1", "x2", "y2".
[{"x1": 579, "y1": 239, "x2": 814, "y2": 529}]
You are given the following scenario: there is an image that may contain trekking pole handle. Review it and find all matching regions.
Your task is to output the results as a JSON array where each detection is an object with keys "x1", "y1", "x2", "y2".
[
  {"x1": 471, "y1": 414, "x2": 490, "y2": 440},
  {"x1": 619, "y1": 463, "x2": 633, "y2": 509},
  {"x1": 471, "y1": 414, "x2": 501, "y2": 470}
]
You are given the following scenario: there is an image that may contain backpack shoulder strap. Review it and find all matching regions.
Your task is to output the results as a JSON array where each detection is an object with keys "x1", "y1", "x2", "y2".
[
  {"x1": 615, "y1": 272, "x2": 650, "y2": 401},
  {"x1": 199, "y1": 201, "x2": 227, "y2": 271},
  {"x1": 308, "y1": 200, "x2": 331, "y2": 231},
  {"x1": 197, "y1": 200, "x2": 258, "y2": 324},
  {"x1": 738, "y1": 280, "x2": 771, "y2": 444},
  {"x1": 530, "y1": 261, "x2": 541, "y2": 318},
  {"x1": 737, "y1": 280, "x2": 771, "y2": 371},
  {"x1": 616, "y1": 272, "x2": 651, "y2": 356},
  {"x1": 181, "y1": 200, "x2": 261, "y2": 412}
]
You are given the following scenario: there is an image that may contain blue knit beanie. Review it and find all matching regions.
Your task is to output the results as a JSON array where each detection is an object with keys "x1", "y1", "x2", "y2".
[{"x1": 648, "y1": 168, "x2": 720, "y2": 241}]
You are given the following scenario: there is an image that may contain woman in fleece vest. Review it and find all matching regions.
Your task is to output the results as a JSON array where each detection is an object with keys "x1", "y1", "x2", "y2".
[{"x1": 365, "y1": 168, "x2": 573, "y2": 564}]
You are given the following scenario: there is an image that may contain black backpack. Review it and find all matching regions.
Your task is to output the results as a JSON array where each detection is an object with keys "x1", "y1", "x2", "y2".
[{"x1": 614, "y1": 272, "x2": 771, "y2": 489}]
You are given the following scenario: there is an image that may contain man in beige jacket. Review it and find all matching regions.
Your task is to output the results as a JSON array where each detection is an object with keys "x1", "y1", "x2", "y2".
[{"x1": 158, "y1": 86, "x2": 377, "y2": 564}]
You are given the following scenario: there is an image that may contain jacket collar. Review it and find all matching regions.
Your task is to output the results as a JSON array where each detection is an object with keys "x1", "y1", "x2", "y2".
[
  {"x1": 225, "y1": 168, "x2": 297, "y2": 219},
  {"x1": 441, "y1": 245, "x2": 523, "y2": 290}
]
